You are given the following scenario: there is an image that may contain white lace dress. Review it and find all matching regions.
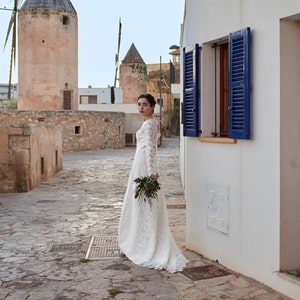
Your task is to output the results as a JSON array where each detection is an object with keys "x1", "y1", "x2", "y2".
[{"x1": 118, "y1": 118, "x2": 188, "y2": 273}]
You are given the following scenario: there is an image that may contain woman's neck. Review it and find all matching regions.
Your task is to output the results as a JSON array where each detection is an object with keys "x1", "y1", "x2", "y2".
[{"x1": 144, "y1": 116, "x2": 154, "y2": 121}]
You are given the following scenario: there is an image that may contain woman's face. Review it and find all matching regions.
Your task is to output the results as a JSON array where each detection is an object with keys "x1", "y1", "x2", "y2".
[{"x1": 137, "y1": 98, "x2": 154, "y2": 119}]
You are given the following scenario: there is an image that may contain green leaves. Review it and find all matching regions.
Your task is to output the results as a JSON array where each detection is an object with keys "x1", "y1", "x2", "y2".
[{"x1": 134, "y1": 176, "x2": 161, "y2": 207}]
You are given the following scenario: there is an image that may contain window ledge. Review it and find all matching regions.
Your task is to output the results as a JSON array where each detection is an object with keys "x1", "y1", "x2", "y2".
[{"x1": 199, "y1": 137, "x2": 237, "y2": 144}]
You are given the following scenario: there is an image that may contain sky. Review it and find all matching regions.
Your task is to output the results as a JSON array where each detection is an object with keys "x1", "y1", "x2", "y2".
[{"x1": 0, "y1": 0, "x2": 184, "y2": 88}]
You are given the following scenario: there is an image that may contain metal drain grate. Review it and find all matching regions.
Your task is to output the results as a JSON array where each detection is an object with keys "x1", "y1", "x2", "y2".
[
  {"x1": 50, "y1": 243, "x2": 82, "y2": 252},
  {"x1": 37, "y1": 200, "x2": 57, "y2": 203},
  {"x1": 181, "y1": 265, "x2": 231, "y2": 281},
  {"x1": 85, "y1": 236, "x2": 120, "y2": 259}
]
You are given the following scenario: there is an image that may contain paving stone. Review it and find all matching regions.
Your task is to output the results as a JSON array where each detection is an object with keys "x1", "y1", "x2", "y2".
[{"x1": 0, "y1": 138, "x2": 292, "y2": 300}]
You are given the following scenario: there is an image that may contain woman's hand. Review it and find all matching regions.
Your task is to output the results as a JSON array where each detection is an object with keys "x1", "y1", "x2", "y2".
[{"x1": 151, "y1": 173, "x2": 159, "y2": 180}]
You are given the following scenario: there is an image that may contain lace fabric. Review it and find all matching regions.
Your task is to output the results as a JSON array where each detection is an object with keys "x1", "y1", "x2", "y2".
[{"x1": 118, "y1": 118, "x2": 188, "y2": 273}]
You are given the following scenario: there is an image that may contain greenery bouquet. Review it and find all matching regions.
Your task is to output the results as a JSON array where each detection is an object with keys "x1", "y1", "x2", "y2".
[{"x1": 134, "y1": 176, "x2": 161, "y2": 207}]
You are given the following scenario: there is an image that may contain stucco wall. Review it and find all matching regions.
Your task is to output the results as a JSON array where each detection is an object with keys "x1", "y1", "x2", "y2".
[
  {"x1": 0, "y1": 110, "x2": 125, "y2": 151},
  {"x1": 0, "y1": 124, "x2": 62, "y2": 193},
  {"x1": 182, "y1": 1, "x2": 300, "y2": 299}
]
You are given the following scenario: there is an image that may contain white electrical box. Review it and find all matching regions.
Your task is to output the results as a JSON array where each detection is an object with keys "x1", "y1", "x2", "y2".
[{"x1": 207, "y1": 184, "x2": 229, "y2": 234}]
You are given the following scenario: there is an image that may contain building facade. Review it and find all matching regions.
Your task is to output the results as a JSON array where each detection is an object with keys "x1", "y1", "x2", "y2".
[
  {"x1": 0, "y1": 124, "x2": 62, "y2": 193},
  {"x1": 0, "y1": 84, "x2": 17, "y2": 100},
  {"x1": 181, "y1": 1, "x2": 300, "y2": 298}
]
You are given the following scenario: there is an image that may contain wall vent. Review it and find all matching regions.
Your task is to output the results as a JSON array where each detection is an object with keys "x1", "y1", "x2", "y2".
[{"x1": 207, "y1": 184, "x2": 229, "y2": 234}]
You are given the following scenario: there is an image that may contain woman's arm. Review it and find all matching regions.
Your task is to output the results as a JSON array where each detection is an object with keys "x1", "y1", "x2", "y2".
[{"x1": 144, "y1": 121, "x2": 158, "y2": 177}]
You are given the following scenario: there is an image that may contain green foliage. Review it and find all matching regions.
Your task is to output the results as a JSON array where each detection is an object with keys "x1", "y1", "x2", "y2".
[
  {"x1": 134, "y1": 176, "x2": 161, "y2": 207},
  {"x1": 108, "y1": 289, "x2": 123, "y2": 298}
]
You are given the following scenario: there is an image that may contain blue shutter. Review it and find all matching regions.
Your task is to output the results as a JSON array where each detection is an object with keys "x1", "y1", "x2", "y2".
[
  {"x1": 183, "y1": 44, "x2": 200, "y2": 137},
  {"x1": 228, "y1": 27, "x2": 251, "y2": 139}
]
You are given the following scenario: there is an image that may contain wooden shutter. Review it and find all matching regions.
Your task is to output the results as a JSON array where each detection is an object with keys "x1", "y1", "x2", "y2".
[
  {"x1": 183, "y1": 44, "x2": 200, "y2": 137},
  {"x1": 228, "y1": 27, "x2": 251, "y2": 139}
]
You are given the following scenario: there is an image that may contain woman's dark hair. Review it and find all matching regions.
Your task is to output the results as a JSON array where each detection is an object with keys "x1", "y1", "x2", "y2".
[{"x1": 137, "y1": 93, "x2": 156, "y2": 107}]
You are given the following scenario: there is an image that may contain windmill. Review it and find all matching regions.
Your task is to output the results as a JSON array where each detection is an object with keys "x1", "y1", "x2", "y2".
[
  {"x1": 113, "y1": 17, "x2": 122, "y2": 88},
  {"x1": 111, "y1": 17, "x2": 121, "y2": 104},
  {"x1": 1, "y1": 0, "x2": 21, "y2": 99}
]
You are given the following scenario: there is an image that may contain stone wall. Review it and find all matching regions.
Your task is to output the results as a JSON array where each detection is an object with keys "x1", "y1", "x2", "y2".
[
  {"x1": 0, "y1": 110, "x2": 125, "y2": 151},
  {"x1": 0, "y1": 124, "x2": 62, "y2": 193}
]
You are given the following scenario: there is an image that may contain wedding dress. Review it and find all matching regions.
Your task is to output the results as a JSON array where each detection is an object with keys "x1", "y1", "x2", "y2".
[{"x1": 118, "y1": 118, "x2": 188, "y2": 273}]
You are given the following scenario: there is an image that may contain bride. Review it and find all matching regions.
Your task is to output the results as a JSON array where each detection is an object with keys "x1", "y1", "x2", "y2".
[{"x1": 118, "y1": 93, "x2": 188, "y2": 273}]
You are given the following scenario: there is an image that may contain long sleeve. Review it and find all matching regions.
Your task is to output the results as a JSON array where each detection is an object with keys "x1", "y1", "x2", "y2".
[{"x1": 143, "y1": 120, "x2": 158, "y2": 176}]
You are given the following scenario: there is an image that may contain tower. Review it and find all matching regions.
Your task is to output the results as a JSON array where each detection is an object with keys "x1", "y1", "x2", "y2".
[
  {"x1": 119, "y1": 43, "x2": 147, "y2": 104},
  {"x1": 18, "y1": 0, "x2": 78, "y2": 110}
]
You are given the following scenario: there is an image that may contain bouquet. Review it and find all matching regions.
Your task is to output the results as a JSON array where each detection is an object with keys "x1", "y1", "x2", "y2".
[{"x1": 134, "y1": 176, "x2": 161, "y2": 207}]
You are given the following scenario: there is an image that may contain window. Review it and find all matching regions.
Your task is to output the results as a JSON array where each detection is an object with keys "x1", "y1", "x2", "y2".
[
  {"x1": 41, "y1": 157, "x2": 44, "y2": 175},
  {"x1": 80, "y1": 95, "x2": 97, "y2": 104},
  {"x1": 157, "y1": 98, "x2": 164, "y2": 107},
  {"x1": 62, "y1": 15, "x2": 69, "y2": 25},
  {"x1": 182, "y1": 27, "x2": 251, "y2": 140},
  {"x1": 63, "y1": 90, "x2": 72, "y2": 110},
  {"x1": 74, "y1": 126, "x2": 81, "y2": 134},
  {"x1": 55, "y1": 150, "x2": 58, "y2": 167}
]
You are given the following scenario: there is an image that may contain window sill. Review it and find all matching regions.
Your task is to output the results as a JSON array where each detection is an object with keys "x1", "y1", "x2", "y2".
[{"x1": 199, "y1": 137, "x2": 237, "y2": 144}]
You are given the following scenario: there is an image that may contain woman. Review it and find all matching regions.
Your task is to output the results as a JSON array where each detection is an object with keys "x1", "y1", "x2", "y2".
[{"x1": 118, "y1": 93, "x2": 188, "y2": 273}]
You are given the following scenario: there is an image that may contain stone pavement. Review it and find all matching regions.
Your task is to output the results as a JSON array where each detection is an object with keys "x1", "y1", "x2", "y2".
[{"x1": 0, "y1": 137, "x2": 292, "y2": 300}]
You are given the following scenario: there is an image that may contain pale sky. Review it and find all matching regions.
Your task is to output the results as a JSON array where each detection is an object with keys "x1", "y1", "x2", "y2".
[{"x1": 0, "y1": 0, "x2": 184, "y2": 88}]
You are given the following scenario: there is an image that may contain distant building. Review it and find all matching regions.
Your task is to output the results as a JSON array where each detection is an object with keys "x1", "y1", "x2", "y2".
[
  {"x1": 79, "y1": 43, "x2": 181, "y2": 138},
  {"x1": 78, "y1": 87, "x2": 122, "y2": 104},
  {"x1": 119, "y1": 43, "x2": 147, "y2": 104},
  {"x1": 18, "y1": 0, "x2": 78, "y2": 110},
  {"x1": 0, "y1": 84, "x2": 18, "y2": 100}
]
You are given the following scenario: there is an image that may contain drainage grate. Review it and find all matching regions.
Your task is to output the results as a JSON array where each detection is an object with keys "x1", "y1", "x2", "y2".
[
  {"x1": 37, "y1": 200, "x2": 57, "y2": 203},
  {"x1": 167, "y1": 203, "x2": 186, "y2": 209},
  {"x1": 50, "y1": 243, "x2": 82, "y2": 252},
  {"x1": 85, "y1": 236, "x2": 120, "y2": 259},
  {"x1": 181, "y1": 265, "x2": 231, "y2": 281}
]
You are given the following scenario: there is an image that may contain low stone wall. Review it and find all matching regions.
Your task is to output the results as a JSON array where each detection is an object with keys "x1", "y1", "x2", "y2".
[
  {"x1": 0, "y1": 110, "x2": 126, "y2": 151},
  {"x1": 0, "y1": 124, "x2": 62, "y2": 193},
  {"x1": 0, "y1": 99, "x2": 17, "y2": 110}
]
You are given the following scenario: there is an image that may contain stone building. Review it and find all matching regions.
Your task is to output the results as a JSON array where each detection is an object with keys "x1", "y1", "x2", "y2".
[
  {"x1": 119, "y1": 43, "x2": 147, "y2": 104},
  {"x1": 18, "y1": 0, "x2": 78, "y2": 110},
  {"x1": 0, "y1": 0, "x2": 128, "y2": 193},
  {"x1": 0, "y1": 124, "x2": 62, "y2": 193}
]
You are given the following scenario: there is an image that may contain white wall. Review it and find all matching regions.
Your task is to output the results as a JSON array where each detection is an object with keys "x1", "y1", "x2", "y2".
[
  {"x1": 182, "y1": 1, "x2": 300, "y2": 298},
  {"x1": 78, "y1": 87, "x2": 122, "y2": 104},
  {"x1": 280, "y1": 17, "x2": 300, "y2": 271}
]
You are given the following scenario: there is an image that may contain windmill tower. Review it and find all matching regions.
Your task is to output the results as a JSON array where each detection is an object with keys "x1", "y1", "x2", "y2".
[
  {"x1": 119, "y1": 43, "x2": 147, "y2": 104},
  {"x1": 17, "y1": 0, "x2": 78, "y2": 110}
]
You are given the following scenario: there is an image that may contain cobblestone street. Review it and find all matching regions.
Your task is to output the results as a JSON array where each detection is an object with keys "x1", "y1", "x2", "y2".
[{"x1": 0, "y1": 138, "x2": 292, "y2": 299}]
